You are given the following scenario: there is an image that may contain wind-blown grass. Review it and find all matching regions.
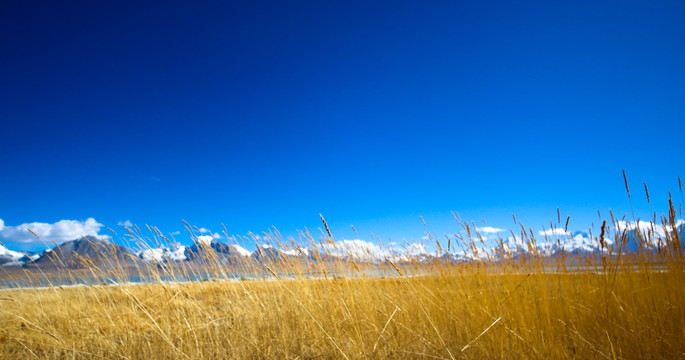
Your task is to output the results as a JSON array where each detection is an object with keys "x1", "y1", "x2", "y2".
[{"x1": 0, "y1": 189, "x2": 684, "y2": 359}]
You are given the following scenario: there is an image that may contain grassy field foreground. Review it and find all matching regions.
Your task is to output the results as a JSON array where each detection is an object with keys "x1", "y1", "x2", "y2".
[
  {"x1": 1, "y1": 264, "x2": 684, "y2": 359},
  {"x1": 2, "y1": 184, "x2": 685, "y2": 359}
]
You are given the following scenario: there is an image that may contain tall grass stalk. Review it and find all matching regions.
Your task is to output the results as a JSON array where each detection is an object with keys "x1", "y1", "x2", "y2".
[{"x1": 0, "y1": 190, "x2": 684, "y2": 359}]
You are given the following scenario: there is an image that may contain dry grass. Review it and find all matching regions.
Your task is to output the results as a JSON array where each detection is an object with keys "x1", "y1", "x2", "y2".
[
  {"x1": 1, "y1": 192, "x2": 684, "y2": 359},
  {"x1": 1, "y1": 269, "x2": 683, "y2": 359}
]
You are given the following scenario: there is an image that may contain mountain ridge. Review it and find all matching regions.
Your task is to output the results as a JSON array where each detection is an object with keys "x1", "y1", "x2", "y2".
[{"x1": 3, "y1": 222, "x2": 683, "y2": 268}]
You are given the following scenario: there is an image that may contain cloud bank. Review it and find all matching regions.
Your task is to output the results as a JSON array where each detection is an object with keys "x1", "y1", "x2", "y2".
[
  {"x1": 477, "y1": 226, "x2": 505, "y2": 234},
  {"x1": 0, "y1": 218, "x2": 106, "y2": 248},
  {"x1": 538, "y1": 228, "x2": 570, "y2": 236},
  {"x1": 197, "y1": 228, "x2": 221, "y2": 239}
]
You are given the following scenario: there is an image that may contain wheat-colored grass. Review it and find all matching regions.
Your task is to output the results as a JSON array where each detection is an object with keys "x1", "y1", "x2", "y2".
[
  {"x1": 1, "y1": 269, "x2": 683, "y2": 359},
  {"x1": 0, "y1": 191, "x2": 684, "y2": 359}
]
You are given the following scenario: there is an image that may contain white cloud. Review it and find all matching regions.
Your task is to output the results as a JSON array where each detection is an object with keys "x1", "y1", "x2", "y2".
[
  {"x1": 118, "y1": 220, "x2": 133, "y2": 227},
  {"x1": 477, "y1": 226, "x2": 505, "y2": 234},
  {"x1": 195, "y1": 228, "x2": 221, "y2": 240},
  {"x1": 538, "y1": 228, "x2": 570, "y2": 236},
  {"x1": 170, "y1": 231, "x2": 181, "y2": 236},
  {"x1": 0, "y1": 218, "x2": 105, "y2": 246},
  {"x1": 197, "y1": 235, "x2": 214, "y2": 246}
]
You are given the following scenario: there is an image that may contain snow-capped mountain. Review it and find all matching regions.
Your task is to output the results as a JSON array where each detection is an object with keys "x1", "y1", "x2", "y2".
[
  {"x1": 281, "y1": 246, "x2": 310, "y2": 257},
  {"x1": 615, "y1": 220, "x2": 685, "y2": 252},
  {"x1": 3, "y1": 220, "x2": 682, "y2": 269},
  {"x1": 0, "y1": 243, "x2": 30, "y2": 266},
  {"x1": 30, "y1": 236, "x2": 136, "y2": 268},
  {"x1": 184, "y1": 238, "x2": 253, "y2": 263},
  {"x1": 520, "y1": 231, "x2": 612, "y2": 256},
  {"x1": 137, "y1": 245, "x2": 188, "y2": 262},
  {"x1": 252, "y1": 244, "x2": 285, "y2": 262}
]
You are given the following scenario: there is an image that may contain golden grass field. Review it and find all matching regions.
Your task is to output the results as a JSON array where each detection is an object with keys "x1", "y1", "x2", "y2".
[
  {"x1": 1, "y1": 263, "x2": 684, "y2": 359},
  {"x1": 1, "y1": 186, "x2": 684, "y2": 359}
]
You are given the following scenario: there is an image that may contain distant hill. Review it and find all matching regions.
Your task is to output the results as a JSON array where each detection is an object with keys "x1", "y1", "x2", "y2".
[
  {"x1": 616, "y1": 221, "x2": 684, "y2": 253},
  {"x1": 1, "y1": 222, "x2": 682, "y2": 272},
  {"x1": 252, "y1": 244, "x2": 284, "y2": 263},
  {"x1": 31, "y1": 236, "x2": 137, "y2": 269},
  {"x1": 185, "y1": 239, "x2": 253, "y2": 265},
  {"x1": 0, "y1": 244, "x2": 30, "y2": 266}
]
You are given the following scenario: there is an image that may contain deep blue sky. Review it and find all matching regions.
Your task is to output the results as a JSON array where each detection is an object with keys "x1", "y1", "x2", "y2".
[{"x1": 1, "y1": 1, "x2": 684, "y2": 251}]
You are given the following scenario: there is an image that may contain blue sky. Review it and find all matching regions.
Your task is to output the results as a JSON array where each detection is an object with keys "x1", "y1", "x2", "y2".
[{"x1": 1, "y1": 1, "x2": 684, "y2": 251}]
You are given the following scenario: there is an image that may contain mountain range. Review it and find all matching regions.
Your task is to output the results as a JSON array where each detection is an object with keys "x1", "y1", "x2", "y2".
[
  {"x1": 1, "y1": 222, "x2": 682, "y2": 268},
  {"x1": 26, "y1": 236, "x2": 137, "y2": 269}
]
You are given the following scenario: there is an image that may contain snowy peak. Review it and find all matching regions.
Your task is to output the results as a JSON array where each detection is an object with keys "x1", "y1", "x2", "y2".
[
  {"x1": 185, "y1": 239, "x2": 253, "y2": 261},
  {"x1": 4, "y1": 220, "x2": 683, "y2": 268},
  {"x1": 31, "y1": 236, "x2": 135, "y2": 268},
  {"x1": 137, "y1": 245, "x2": 188, "y2": 262},
  {"x1": 252, "y1": 244, "x2": 283, "y2": 262},
  {"x1": 0, "y1": 243, "x2": 30, "y2": 266},
  {"x1": 137, "y1": 241, "x2": 253, "y2": 263},
  {"x1": 232, "y1": 244, "x2": 252, "y2": 257}
]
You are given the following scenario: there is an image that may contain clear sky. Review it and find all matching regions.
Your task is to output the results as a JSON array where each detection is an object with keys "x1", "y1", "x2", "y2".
[{"x1": 1, "y1": 1, "x2": 684, "y2": 251}]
